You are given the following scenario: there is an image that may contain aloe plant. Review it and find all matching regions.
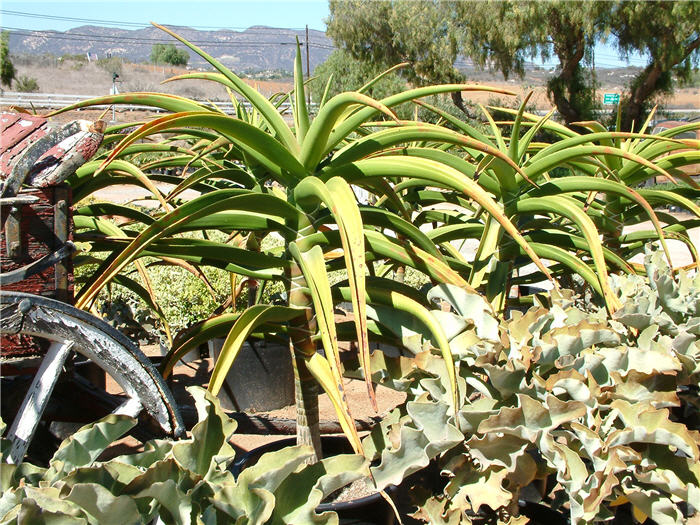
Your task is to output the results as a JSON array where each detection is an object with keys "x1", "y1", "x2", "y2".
[
  {"x1": 408, "y1": 97, "x2": 700, "y2": 315},
  {"x1": 47, "y1": 24, "x2": 568, "y2": 463}
]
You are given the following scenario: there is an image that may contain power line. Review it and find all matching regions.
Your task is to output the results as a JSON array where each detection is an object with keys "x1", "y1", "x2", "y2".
[
  {"x1": 0, "y1": 9, "x2": 312, "y2": 32},
  {"x1": 4, "y1": 27, "x2": 335, "y2": 50}
]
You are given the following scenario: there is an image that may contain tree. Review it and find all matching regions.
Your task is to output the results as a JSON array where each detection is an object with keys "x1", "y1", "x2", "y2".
[
  {"x1": 1, "y1": 30, "x2": 16, "y2": 88},
  {"x1": 327, "y1": 0, "x2": 610, "y2": 123},
  {"x1": 150, "y1": 43, "x2": 189, "y2": 67},
  {"x1": 309, "y1": 49, "x2": 406, "y2": 105},
  {"x1": 452, "y1": 0, "x2": 609, "y2": 125},
  {"x1": 610, "y1": 1, "x2": 700, "y2": 131},
  {"x1": 326, "y1": 0, "x2": 471, "y2": 114}
]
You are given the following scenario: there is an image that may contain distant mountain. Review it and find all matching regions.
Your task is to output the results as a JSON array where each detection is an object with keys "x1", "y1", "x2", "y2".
[{"x1": 8, "y1": 25, "x2": 334, "y2": 72}]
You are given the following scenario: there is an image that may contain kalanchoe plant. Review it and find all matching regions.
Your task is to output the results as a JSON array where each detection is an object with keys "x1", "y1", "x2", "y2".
[
  {"x1": 354, "y1": 247, "x2": 700, "y2": 524},
  {"x1": 0, "y1": 387, "x2": 371, "y2": 524}
]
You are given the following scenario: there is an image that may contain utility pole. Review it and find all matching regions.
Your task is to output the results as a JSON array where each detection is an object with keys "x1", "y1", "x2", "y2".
[{"x1": 305, "y1": 25, "x2": 311, "y2": 106}]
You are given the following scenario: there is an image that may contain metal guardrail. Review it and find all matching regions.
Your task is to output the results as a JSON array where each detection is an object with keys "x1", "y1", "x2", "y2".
[
  {"x1": 0, "y1": 91, "x2": 304, "y2": 115},
  {"x1": 2, "y1": 91, "x2": 697, "y2": 118}
]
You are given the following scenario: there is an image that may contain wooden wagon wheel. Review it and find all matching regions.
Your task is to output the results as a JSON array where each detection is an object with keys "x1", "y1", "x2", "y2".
[{"x1": 1, "y1": 291, "x2": 185, "y2": 465}]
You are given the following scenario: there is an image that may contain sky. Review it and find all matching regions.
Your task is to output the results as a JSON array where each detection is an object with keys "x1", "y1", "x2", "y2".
[
  {"x1": 0, "y1": 1, "x2": 331, "y2": 31},
  {"x1": 1, "y1": 1, "x2": 647, "y2": 69}
]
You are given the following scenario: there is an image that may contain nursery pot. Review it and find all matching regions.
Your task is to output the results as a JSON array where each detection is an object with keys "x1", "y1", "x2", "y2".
[
  {"x1": 207, "y1": 338, "x2": 294, "y2": 412},
  {"x1": 233, "y1": 435, "x2": 397, "y2": 525}
]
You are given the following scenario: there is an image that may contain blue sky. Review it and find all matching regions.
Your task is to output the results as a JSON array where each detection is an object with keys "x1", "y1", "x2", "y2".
[
  {"x1": 1, "y1": 1, "x2": 646, "y2": 68},
  {"x1": 1, "y1": 1, "x2": 331, "y2": 31}
]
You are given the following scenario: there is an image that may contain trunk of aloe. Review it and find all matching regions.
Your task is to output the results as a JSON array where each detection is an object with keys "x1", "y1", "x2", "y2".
[{"x1": 286, "y1": 211, "x2": 323, "y2": 463}]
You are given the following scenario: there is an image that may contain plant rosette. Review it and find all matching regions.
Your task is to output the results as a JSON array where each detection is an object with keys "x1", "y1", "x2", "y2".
[
  {"x1": 0, "y1": 387, "x2": 376, "y2": 525},
  {"x1": 350, "y1": 247, "x2": 700, "y2": 524}
]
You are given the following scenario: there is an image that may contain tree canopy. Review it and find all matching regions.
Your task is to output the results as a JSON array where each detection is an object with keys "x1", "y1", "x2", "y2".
[
  {"x1": 150, "y1": 43, "x2": 189, "y2": 67},
  {"x1": 326, "y1": 0, "x2": 700, "y2": 129},
  {"x1": 1, "y1": 31, "x2": 16, "y2": 88},
  {"x1": 309, "y1": 49, "x2": 406, "y2": 105},
  {"x1": 610, "y1": 1, "x2": 700, "y2": 130}
]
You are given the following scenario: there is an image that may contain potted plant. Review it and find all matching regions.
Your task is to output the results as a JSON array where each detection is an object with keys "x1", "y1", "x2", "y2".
[{"x1": 53, "y1": 23, "x2": 536, "y2": 462}]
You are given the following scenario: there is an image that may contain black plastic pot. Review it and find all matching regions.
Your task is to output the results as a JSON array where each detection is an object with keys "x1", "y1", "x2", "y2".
[
  {"x1": 233, "y1": 435, "x2": 396, "y2": 525},
  {"x1": 207, "y1": 339, "x2": 294, "y2": 412}
]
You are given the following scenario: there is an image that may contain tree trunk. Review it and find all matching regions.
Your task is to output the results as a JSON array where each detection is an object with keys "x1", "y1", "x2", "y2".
[
  {"x1": 621, "y1": 63, "x2": 664, "y2": 132},
  {"x1": 548, "y1": 40, "x2": 587, "y2": 125},
  {"x1": 450, "y1": 91, "x2": 477, "y2": 120}
]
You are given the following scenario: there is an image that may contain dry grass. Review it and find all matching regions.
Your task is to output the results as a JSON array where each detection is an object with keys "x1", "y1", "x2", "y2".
[
  {"x1": 11, "y1": 57, "x2": 699, "y2": 111},
  {"x1": 12, "y1": 58, "x2": 292, "y2": 100}
]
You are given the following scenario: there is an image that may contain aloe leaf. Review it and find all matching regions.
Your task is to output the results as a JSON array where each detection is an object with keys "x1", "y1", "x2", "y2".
[
  {"x1": 44, "y1": 92, "x2": 209, "y2": 117},
  {"x1": 208, "y1": 305, "x2": 303, "y2": 396},
  {"x1": 529, "y1": 176, "x2": 674, "y2": 268},
  {"x1": 335, "y1": 284, "x2": 459, "y2": 411},
  {"x1": 358, "y1": 62, "x2": 409, "y2": 94},
  {"x1": 75, "y1": 202, "x2": 155, "y2": 225},
  {"x1": 329, "y1": 124, "x2": 528, "y2": 184},
  {"x1": 110, "y1": 143, "x2": 197, "y2": 159},
  {"x1": 301, "y1": 92, "x2": 398, "y2": 170},
  {"x1": 327, "y1": 83, "x2": 516, "y2": 152},
  {"x1": 516, "y1": 195, "x2": 621, "y2": 313},
  {"x1": 98, "y1": 112, "x2": 305, "y2": 184},
  {"x1": 294, "y1": 176, "x2": 374, "y2": 409},
  {"x1": 361, "y1": 230, "x2": 474, "y2": 290},
  {"x1": 167, "y1": 167, "x2": 258, "y2": 202},
  {"x1": 288, "y1": 243, "x2": 346, "y2": 412},
  {"x1": 507, "y1": 91, "x2": 534, "y2": 162},
  {"x1": 162, "y1": 71, "x2": 236, "y2": 91},
  {"x1": 152, "y1": 23, "x2": 298, "y2": 154},
  {"x1": 303, "y1": 353, "x2": 364, "y2": 454},
  {"x1": 478, "y1": 103, "x2": 507, "y2": 154},
  {"x1": 637, "y1": 188, "x2": 700, "y2": 218},
  {"x1": 517, "y1": 108, "x2": 556, "y2": 163},
  {"x1": 391, "y1": 149, "x2": 500, "y2": 196},
  {"x1": 161, "y1": 314, "x2": 239, "y2": 375},
  {"x1": 412, "y1": 99, "x2": 494, "y2": 146},
  {"x1": 523, "y1": 144, "x2": 674, "y2": 186},
  {"x1": 76, "y1": 159, "x2": 169, "y2": 209},
  {"x1": 293, "y1": 39, "x2": 310, "y2": 143},
  {"x1": 327, "y1": 156, "x2": 554, "y2": 287},
  {"x1": 75, "y1": 190, "x2": 300, "y2": 308},
  {"x1": 524, "y1": 230, "x2": 635, "y2": 274},
  {"x1": 528, "y1": 131, "x2": 680, "y2": 167},
  {"x1": 360, "y1": 207, "x2": 444, "y2": 259},
  {"x1": 527, "y1": 242, "x2": 603, "y2": 296}
]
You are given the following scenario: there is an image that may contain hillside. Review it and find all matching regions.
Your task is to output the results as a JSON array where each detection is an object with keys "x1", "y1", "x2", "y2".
[{"x1": 8, "y1": 24, "x2": 333, "y2": 72}]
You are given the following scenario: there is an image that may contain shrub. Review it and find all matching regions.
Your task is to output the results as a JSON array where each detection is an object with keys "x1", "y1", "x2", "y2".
[{"x1": 14, "y1": 75, "x2": 39, "y2": 93}]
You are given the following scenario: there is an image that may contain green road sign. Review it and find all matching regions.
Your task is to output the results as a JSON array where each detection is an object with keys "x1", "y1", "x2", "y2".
[{"x1": 603, "y1": 93, "x2": 620, "y2": 105}]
